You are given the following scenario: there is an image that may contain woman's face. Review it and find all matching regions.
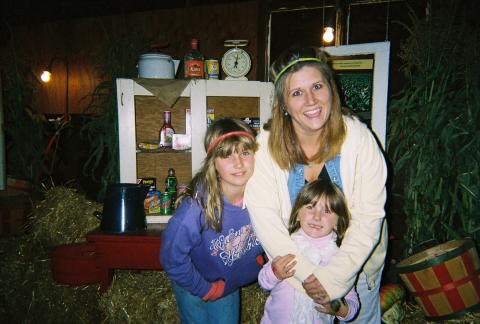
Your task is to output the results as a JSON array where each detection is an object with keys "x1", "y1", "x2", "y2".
[
  {"x1": 284, "y1": 66, "x2": 332, "y2": 137},
  {"x1": 298, "y1": 196, "x2": 338, "y2": 239}
]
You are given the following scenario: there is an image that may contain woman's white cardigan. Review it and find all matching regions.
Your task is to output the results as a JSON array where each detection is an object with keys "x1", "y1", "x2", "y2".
[{"x1": 245, "y1": 116, "x2": 388, "y2": 300}]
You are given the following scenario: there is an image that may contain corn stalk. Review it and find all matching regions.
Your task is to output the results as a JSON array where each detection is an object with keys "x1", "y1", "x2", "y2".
[
  {"x1": 388, "y1": 1, "x2": 480, "y2": 255},
  {"x1": 80, "y1": 23, "x2": 153, "y2": 200}
]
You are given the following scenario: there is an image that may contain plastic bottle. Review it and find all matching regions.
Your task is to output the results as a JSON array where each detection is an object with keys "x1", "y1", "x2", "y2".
[
  {"x1": 159, "y1": 111, "x2": 175, "y2": 148},
  {"x1": 165, "y1": 168, "x2": 177, "y2": 209}
]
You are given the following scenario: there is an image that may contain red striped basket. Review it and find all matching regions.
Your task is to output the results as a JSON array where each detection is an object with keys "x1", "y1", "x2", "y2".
[{"x1": 397, "y1": 238, "x2": 480, "y2": 320}]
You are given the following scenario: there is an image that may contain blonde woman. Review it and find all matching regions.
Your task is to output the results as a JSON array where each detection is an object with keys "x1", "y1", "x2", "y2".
[{"x1": 246, "y1": 47, "x2": 388, "y2": 323}]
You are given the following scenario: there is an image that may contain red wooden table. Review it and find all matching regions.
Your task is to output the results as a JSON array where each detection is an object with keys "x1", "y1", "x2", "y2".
[{"x1": 86, "y1": 224, "x2": 164, "y2": 293}]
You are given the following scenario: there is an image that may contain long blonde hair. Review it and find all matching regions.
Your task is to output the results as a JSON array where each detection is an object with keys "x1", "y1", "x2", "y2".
[
  {"x1": 288, "y1": 179, "x2": 350, "y2": 246},
  {"x1": 178, "y1": 118, "x2": 258, "y2": 232},
  {"x1": 265, "y1": 47, "x2": 349, "y2": 170}
]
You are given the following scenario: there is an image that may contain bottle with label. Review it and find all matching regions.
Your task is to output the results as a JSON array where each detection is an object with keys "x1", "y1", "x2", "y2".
[
  {"x1": 165, "y1": 168, "x2": 178, "y2": 209},
  {"x1": 207, "y1": 107, "x2": 215, "y2": 128},
  {"x1": 159, "y1": 111, "x2": 175, "y2": 148},
  {"x1": 184, "y1": 38, "x2": 204, "y2": 79}
]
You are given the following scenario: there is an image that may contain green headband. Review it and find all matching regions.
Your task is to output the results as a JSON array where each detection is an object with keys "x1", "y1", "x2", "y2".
[{"x1": 273, "y1": 58, "x2": 323, "y2": 84}]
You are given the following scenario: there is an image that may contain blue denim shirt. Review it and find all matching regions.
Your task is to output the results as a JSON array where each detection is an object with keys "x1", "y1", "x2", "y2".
[{"x1": 287, "y1": 155, "x2": 342, "y2": 206}]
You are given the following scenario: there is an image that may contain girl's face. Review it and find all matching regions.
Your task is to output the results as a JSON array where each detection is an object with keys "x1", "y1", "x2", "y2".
[
  {"x1": 214, "y1": 147, "x2": 255, "y2": 194},
  {"x1": 284, "y1": 66, "x2": 332, "y2": 137},
  {"x1": 298, "y1": 195, "x2": 338, "y2": 239}
]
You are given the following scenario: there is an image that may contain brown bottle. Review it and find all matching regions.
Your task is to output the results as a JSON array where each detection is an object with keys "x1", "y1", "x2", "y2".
[{"x1": 184, "y1": 38, "x2": 204, "y2": 79}]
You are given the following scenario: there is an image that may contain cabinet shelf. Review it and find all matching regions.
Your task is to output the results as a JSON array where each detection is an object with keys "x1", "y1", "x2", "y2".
[
  {"x1": 117, "y1": 78, "x2": 274, "y2": 187},
  {"x1": 146, "y1": 215, "x2": 172, "y2": 224},
  {"x1": 136, "y1": 149, "x2": 191, "y2": 154}
]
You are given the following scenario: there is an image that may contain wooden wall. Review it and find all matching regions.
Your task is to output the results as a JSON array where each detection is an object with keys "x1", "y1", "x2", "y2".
[{"x1": 10, "y1": 2, "x2": 259, "y2": 114}]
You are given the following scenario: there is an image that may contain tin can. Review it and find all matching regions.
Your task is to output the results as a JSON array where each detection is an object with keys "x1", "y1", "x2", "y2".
[
  {"x1": 204, "y1": 59, "x2": 219, "y2": 79},
  {"x1": 160, "y1": 191, "x2": 172, "y2": 215}
]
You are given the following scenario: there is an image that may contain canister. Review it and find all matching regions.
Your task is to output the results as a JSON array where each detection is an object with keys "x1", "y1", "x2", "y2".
[{"x1": 204, "y1": 59, "x2": 220, "y2": 79}]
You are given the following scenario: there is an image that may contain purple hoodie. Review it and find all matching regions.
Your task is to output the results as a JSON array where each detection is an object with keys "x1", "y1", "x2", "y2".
[{"x1": 160, "y1": 195, "x2": 264, "y2": 297}]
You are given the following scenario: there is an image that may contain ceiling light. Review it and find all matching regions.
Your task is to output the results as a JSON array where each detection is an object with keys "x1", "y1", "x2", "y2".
[{"x1": 323, "y1": 27, "x2": 334, "y2": 43}]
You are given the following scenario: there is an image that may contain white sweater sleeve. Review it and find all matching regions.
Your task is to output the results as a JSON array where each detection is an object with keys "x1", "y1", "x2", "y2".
[{"x1": 245, "y1": 132, "x2": 317, "y2": 293}]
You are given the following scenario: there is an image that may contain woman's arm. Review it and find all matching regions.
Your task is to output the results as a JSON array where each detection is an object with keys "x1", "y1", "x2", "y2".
[{"x1": 245, "y1": 133, "x2": 317, "y2": 292}]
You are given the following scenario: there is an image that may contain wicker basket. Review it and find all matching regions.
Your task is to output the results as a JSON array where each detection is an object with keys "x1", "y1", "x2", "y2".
[{"x1": 397, "y1": 238, "x2": 480, "y2": 320}]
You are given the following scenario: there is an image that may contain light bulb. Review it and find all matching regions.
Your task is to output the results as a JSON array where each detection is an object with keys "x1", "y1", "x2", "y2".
[
  {"x1": 323, "y1": 27, "x2": 334, "y2": 43},
  {"x1": 41, "y1": 70, "x2": 52, "y2": 82}
]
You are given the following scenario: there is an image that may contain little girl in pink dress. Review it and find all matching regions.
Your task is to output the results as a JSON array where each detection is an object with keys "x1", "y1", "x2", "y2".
[{"x1": 258, "y1": 179, "x2": 359, "y2": 324}]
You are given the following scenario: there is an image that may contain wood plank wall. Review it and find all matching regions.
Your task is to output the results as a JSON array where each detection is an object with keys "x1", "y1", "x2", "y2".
[{"x1": 10, "y1": 2, "x2": 259, "y2": 114}]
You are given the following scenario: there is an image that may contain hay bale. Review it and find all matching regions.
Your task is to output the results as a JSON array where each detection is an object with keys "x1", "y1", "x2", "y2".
[
  {"x1": 100, "y1": 270, "x2": 178, "y2": 323},
  {"x1": 0, "y1": 185, "x2": 102, "y2": 323},
  {"x1": 100, "y1": 270, "x2": 268, "y2": 324},
  {"x1": 241, "y1": 283, "x2": 268, "y2": 323},
  {"x1": 29, "y1": 185, "x2": 102, "y2": 246}
]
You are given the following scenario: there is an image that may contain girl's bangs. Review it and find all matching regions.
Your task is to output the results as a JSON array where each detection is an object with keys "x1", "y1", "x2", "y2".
[{"x1": 214, "y1": 136, "x2": 256, "y2": 158}]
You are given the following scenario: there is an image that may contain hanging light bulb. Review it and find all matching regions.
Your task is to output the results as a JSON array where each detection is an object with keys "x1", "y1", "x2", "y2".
[
  {"x1": 323, "y1": 27, "x2": 334, "y2": 43},
  {"x1": 40, "y1": 57, "x2": 70, "y2": 116},
  {"x1": 41, "y1": 70, "x2": 52, "y2": 82}
]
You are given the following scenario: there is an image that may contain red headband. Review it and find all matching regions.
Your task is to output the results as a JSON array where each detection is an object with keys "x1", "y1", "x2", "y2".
[{"x1": 207, "y1": 131, "x2": 255, "y2": 155}]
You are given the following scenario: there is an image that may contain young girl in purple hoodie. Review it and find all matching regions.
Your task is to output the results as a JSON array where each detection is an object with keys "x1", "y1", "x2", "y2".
[
  {"x1": 258, "y1": 179, "x2": 359, "y2": 323},
  {"x1": 160, "y1": 118, "x2": 264, "y2": 324}
]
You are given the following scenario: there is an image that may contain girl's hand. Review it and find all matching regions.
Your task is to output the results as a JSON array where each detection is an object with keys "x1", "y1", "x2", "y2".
[
  {"x1": 202, "y1": 279, "x2": 225, "y2": 301},
  {"x1": 303, "y1": 274, "x2": 330, "y2": 304},
  {"x1": 272, "y1": 254, "x2": 296, "y2": 280}
]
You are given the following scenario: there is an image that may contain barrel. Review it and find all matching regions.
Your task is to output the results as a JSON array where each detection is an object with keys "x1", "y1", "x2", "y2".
[
  {"x1": 396, "y1": 238, "x2": 480, "y2": 320},
  {"x1": 0, "y1": 188, "x2": 32, "y2": 236},
  {"x1": 51, "y1": 242, "x2": 101, "y2": 285}
]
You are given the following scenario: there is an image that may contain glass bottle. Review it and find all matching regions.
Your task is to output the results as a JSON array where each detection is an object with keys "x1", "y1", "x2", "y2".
[
  {"x1": 184, "y1": 38, "x2": 204, "y2": 79},
  {"x1": 159, "y1": 111, "x2": 175, "y2": 148},
  {"x1": 165, "y1": 168, "x2": 177, "y2": 209}
]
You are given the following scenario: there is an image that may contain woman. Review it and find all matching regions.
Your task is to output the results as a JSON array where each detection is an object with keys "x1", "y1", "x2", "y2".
[{"x1": 245, "y1": 47, "x2": 388, "y2": 322}]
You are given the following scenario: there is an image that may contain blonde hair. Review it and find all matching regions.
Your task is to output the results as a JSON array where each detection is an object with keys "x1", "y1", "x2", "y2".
[
  {"x1": 265, "y1": 46, "x2": 349, "y2": 170},
  {"x1": 288, "y1": 180, "x2": 350, "y2": 246},
  {"x1": 178, "y1": 118, "x2": 258, "y2": 232}
]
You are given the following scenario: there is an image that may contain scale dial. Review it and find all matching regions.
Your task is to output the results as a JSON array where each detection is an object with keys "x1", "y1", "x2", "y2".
[{"x1": 221, "y1": 47, "x2": 251, "y2": 80}]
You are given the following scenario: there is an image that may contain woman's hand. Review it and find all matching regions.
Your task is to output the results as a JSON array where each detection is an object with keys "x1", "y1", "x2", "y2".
[
  {"x1": 315, "y1": 299, "x2": 348, "y2": 318},
  {"x1": 303, "y1": 274, "x2": 330, "y2": 304},
  {"x1": 272, "y1": 254, "x2": 296, "y2": 280}
]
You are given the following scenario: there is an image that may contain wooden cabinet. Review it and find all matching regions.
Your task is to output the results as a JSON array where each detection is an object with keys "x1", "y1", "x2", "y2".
[{"x1": 116, "y1": 78, "x2": 274, "y2": 187}]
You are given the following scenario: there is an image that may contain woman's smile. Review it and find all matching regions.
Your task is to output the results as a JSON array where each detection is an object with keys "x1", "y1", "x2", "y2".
[{"x1": 304, "y1": 107, "x2": 322, "y2": 118}]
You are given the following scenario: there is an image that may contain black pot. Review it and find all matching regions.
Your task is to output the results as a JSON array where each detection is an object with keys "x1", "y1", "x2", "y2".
[{"x1": 94, "y1": 183, "x2": 150, "y2": 233}]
